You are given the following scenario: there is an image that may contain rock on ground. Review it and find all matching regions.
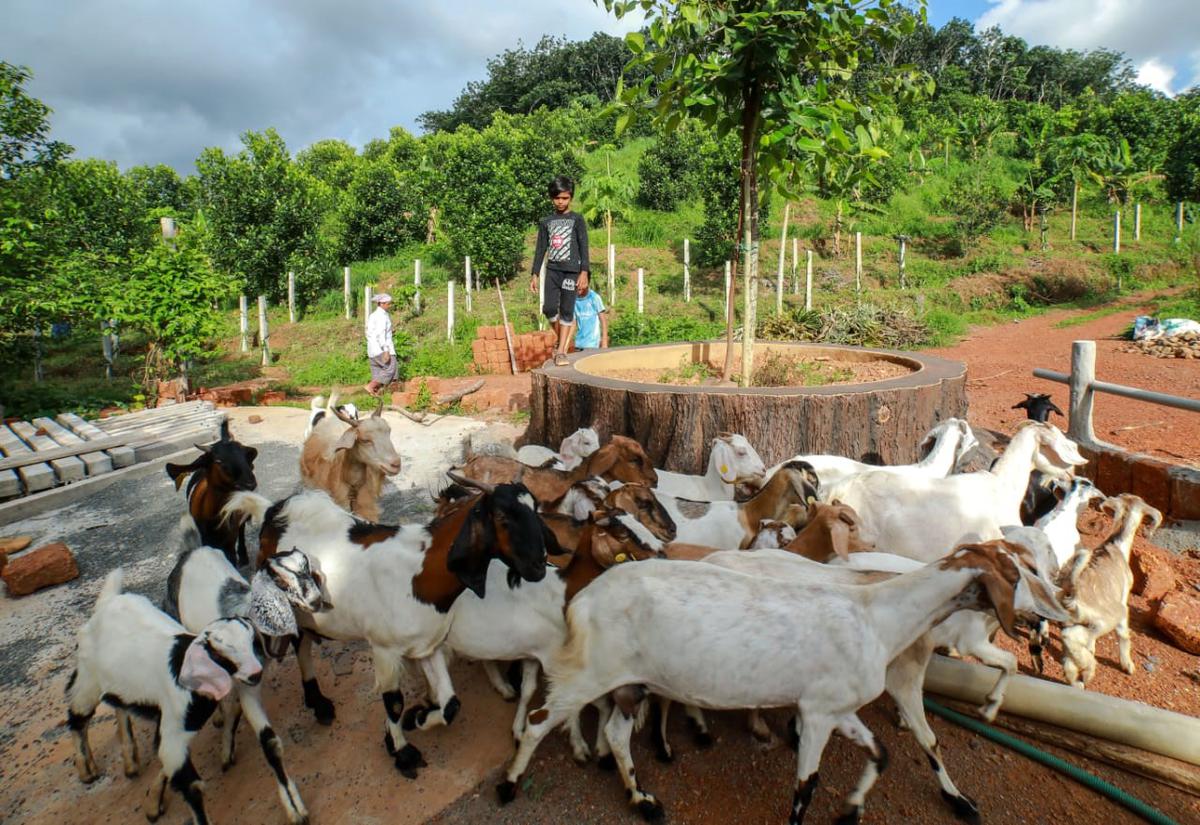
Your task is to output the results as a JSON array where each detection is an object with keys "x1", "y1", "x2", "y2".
[
  {"x1": 2, "y1": 542, "x2": 79, "y2": 597},
  {"x1": 1154, "y1": 591, "x2": 1200, "y2": 654}
]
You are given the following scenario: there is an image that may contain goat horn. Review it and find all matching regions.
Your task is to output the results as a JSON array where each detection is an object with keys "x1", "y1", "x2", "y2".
[
  {"x1": 372, "y1": 395, "x2": 385, "y2": 417},
  {"x1": 446, "y1": 469, "x2": 495, "y2": 494}
]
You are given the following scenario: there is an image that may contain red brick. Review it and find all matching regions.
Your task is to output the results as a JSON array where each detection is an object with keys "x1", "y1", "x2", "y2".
[
  {"x1": 0, "y1": 536, "x2": 32, "y2": 555},
  {"x1": 1094, "y1": 449, "x2": 1131, "y2": 497},
  {"x1": 2, "y1": 542, "x2": 79, "y2": 597},
  {"x1": 472, "y1": 340, "x2": 487, "y2": 360},
  {"x1": 258, "y1": 390, "x2": 286, "y2": 405},
  {"x1": 1154, "y1": 591, "x2": 1200, "y2": 654},
  {"x1": 1170, "y1": 470, "x2": 1200, "y2": 521},
  {"x1": 1131, "y1": 544, "x2": 1177, "y2": 602},
  {"x1": 1131, "y1": 456, "x2": 1173, "y2": 513}
]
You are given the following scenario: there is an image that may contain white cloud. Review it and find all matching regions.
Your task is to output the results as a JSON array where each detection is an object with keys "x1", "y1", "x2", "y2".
[
  {"x1": 0, "y1": 0, "x2": 642, "y2": 172},
  {"x1": 978, "y1": 0, "x2": 1198, "y2": 95}
]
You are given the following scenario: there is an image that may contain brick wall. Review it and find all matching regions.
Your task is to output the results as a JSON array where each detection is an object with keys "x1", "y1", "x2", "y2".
[
  {"x1": 1078, "y1": 443, "x2": 1200, "y2": 521},
  {"x1": 471, "y1": 326, "x2": 557, "y2": 374}
]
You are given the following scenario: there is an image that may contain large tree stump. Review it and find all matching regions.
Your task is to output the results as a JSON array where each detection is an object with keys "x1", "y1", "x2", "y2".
[{"x1": 527, "y1": 342, "x2": 967, "y2": 473}]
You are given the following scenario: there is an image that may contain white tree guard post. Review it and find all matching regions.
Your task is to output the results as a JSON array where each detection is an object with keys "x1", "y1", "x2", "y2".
[
  {"x1": 608, "y1": 243, "x2": 616, "y2": 305},
  {"x1": 741, "y1": 228, "x2": 757, "y2": 388},
  {"x1": 1176, "y1": 202, "x2": 1185, "y2": 243},
  {"x1": 364, "y1": 285, "x2": 372, "y2": 334},
  {"x1": 1113, "y1": 210, "x2": 1121, "y2": 254},
  {"x1": 805, "y1": 249, "x2": 814, "y2": 311},
  {"x1": 160, "y1": 216, "x2": 177, "y2": 239},
  {"x1": 854, "y1": 231, "x2": 863, "y2": 296},
  {"x1": 413, "y1": 259, "x2": 422, "y2": 314},
  {"x1": 723, "y1": 260, "x2": 732, "y2": 317},
  {"x1": 1134, "y1": 202, "x2": 1142, "y2": 241},
  {"x1": 238, "y1": 295, "x2": 249, "y2": 353},
  {"x1": 257, "y1": 296, "x2": 270, "y2": 367},
  {"x1": 447, "y1": 281, "x2": 455, "y2": 342},
  {"x1": 683, "y1": 238, "x2": 691, "y2": 302},
  {"x1": 898, "y1": 235, "x2": 907, "y2": 289},
  {"x1": 464, "y1": 256, "x2": 472, "y2": 312},
  {"x1": 287, "y1": 271, "x2": 296, "y2": 323},
  {"x1": 791, "y1": 236, "x2": 799, "y2": 294},
  {"x1": 343, "y1": 266, "x2": 351, "y2": 319},
  {"x1": 101, "y1": 320, "x2": 117, "y2": 380},
  {"x1": 637, "y1": 268, "x2": 645, "y2": 314},
  {"x1": 775, "y1": 202, "x2": 790, "y2": 314},
  {"x1": 538, "y1": 259, "x2": 547, "y2": 331},
  {"x1": 1067, "y1": 340, "x2": 1097, "y2": 444}
]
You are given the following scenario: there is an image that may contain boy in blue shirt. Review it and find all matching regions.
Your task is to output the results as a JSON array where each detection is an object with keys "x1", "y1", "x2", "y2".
[{"x1": 571, "y1": 279, "x2": 608, "y2": 351}]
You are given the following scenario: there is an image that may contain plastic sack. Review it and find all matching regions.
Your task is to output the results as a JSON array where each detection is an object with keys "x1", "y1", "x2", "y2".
[{"x1": 1133, "y1": 315, "x2": 1200, "y2": 341}]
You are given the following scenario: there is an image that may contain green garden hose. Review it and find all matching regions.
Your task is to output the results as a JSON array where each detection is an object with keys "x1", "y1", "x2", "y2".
[{"x1": 923, "y1": 698, "x2": 1180, "y2": 825}]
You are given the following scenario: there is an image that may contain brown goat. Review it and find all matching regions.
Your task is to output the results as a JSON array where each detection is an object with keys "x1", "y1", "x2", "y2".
[
  {"x1": 299, "y1": 395, "x2": 402, "y2": 521},
  {"x1": 782, "y1": 501, "x2": 876, "y2": 562},
  {"x1": 457, "y1": 435, "x2": 658, "y2": 507}
]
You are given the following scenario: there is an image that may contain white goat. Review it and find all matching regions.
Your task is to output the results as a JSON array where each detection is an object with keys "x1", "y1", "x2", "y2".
[
  {"x1": 654, "y1": 433, "x2": 766, "y2": 501},
  {"x1": 652, "y1": 462, "x2": 818, "y2": 549},
  {"x1": 766, "y1": 418, "x2": 978, "y2": 494},
  {"x1": 516, "y1": 427, "x2": 600, "y2": 471},
  {"x1": 164, "y1": 546, "x2": 330, "y2": 824},
  {"x1": 825, "y1": 422, "x2": 1086, "y2": 562},
  {"x1": 1034, "y1": 477, "x2": 1105, "y2": 570},
  {"x1": 1058, "y1": 494, "x2": 1163, "y2": 688},
  {"x1": 221, "y1": 478, "x2": 553, "y2": 778},
  {"x1": 498, "y1": 544, "x2": 1038, "y2": 822},
  {"x1": 303, "y1": 395, "x2": 359, "y2": 439},
  {"x1": 67, "y1": 569, "x2": 264, "y2": 825}
]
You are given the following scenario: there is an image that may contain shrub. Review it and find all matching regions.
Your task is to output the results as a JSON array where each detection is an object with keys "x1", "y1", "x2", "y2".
[
  {"x1": 636, "y1": 126, "x2": 705, "y2": 211},
  {"x1": 608, "y1": 312, "x2": 724, "y2": 346},
  {"x1": 694, "y1": 134, "x2": 770, "y2": 267},
  {"x1": 940, "y1": 161, "x2": 1012, "y2": 255}
]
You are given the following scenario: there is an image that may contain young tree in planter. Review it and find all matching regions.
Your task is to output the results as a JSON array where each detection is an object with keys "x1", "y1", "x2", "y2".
[
  {"x1": 1051, "y1": 132, "x2": 1105, "y2": 241},
  {"x1": 602, "y1": 0, "x2": 927, "y2": 384},
  {"x1": 578, "y1": 145, "x2": 634, "y2": 277}
]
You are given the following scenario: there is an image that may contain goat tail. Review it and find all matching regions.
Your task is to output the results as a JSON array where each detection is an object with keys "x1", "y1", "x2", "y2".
[
  {"x1": 172, "y1": 514, "x2": 202, "y2": 553},
  {"x1": 310, "y1": 394, "x2": 326, "y2": 413},
  {"x1": 549, "y1": 604, "x2": 591, "y2": 684},
  {"x1": 221, "y1": 491, "x2": 273, "y2": 529},
  {"x1": 97, "y1": 568, "x2": 125, "y2": 607}
]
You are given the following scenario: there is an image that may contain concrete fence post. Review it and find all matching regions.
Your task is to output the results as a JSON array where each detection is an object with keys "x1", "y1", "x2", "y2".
[
  {"x1": 413, "y1": 259, "x2": 421, "y2": 314},
  {"x1": 1134, "y1": 202, "x2": 1141, "y2": 241},
  {"x1": 897, "y1": 235, "x2": 907, "y2": 290},
  {"x1": 447, "y1": 281, "x2": 455, "y2": 342},
  {"x1": 791, "y1": 237, "x2": 799, "y2": 295},
  {"x1": 1068, "y1": 340, "x2": 1097, "y2": 445},
  {"x1": 854, "y1": 231, "x2": 863, "y2": 297},
  {"x1": 257, "y1": 296, "x2": 270, "y2": 367},
  {"x1": 1176, "y1": 202, "x2": 1185, "y2": 243},
  {"x1": 805, "y1": 250, "x2": 813, "y2": 311},
  {"x1": 1113, "y1": 211, "x2": 1121, "y2": 254},
  {"x1": 683, "y1": 238, "x2": 691, "y2": 303},
  {"x1": 239, "y1": 295, "x2": 248, "y2": 353},
  {"x1": 637, "y1": 268, "x2": 645, "y2": 314},
  {"x1": 723, "y1": 260, "x2": 731, "y2": 317},
  {"x1": 464, "y1": 256, "x2": 472, "y2": 313},
  {"x1": 343, "y1": 266, "x2": 351, "y2": 319},
  {"x1": 287, "y1": 271, "x2": 296, "y2": 323}
]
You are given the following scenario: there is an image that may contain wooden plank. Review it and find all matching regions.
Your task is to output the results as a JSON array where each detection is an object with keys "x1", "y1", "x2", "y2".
[
  {"x1": 0, "y1": 425, "x2": 56, "y2": 492},
  {"x1": 57, "y1": 412, "x2": 135, "y2": 468},
  {"x1": 97, "y1": 407, "x2": 218, "y2": 435},
  {"x1": 9, "y1": 421, "x2": 86, "y2": 483},
  {"x1": 33, "y1": 417, "x2": 113, "y2": 476},
  {"x1": 0, "y1": 415, "x2": 221, "y2": 473}
]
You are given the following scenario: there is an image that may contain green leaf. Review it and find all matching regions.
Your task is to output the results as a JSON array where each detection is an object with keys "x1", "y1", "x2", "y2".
[{"x1": 625, "y1": 32, "x2": 645, "y2": 54}]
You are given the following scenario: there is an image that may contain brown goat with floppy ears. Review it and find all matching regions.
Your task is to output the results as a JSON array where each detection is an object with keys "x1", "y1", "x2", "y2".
[
  {"x1": 299, "y1": 394, "x2": 402, "y2": 522},
  {"x1": 165, "y1": 420, "x2": 258, "y2": 567},
  {"x1": 782, "y1": 501, "x2": 876, "y2": 562}
]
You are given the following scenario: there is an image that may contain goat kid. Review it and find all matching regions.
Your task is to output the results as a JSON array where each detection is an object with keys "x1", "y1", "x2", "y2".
[
  {"x1": 499, "y1": 544, "x2": 1038, "y2": 824},
  {"x1": 166, "y1": 419, "x2": 258, "y2": 567},
  {"x1": 303, "y1": 395, "x2": 359, "y2": 439},
  {"x1": 516, "y1": 427, "x2": 600, "y2": 471},
  {"x1": 299, "y1": 392, "x2": 402, "y2": 522},
  {"x1": 223, "y1": 474, "x2": 554, "y2": 778},
  {"x1": 1058, "y1": 494, "x2": 1163, "y2": 688},
  {"x1": 68, "y1": 569, "x2": 264, "y2": 825}
]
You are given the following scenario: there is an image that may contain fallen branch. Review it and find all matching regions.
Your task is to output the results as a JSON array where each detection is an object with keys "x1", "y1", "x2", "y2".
[
  {"x1": 496, "y1": 279, "x2": 519, "y2": 375},
  {"x1": 436, "y1": 379, "x2": 484, "y2": 407},
  {"x1": 392, "y1": 407, "x2": 444, "y2": 427}
]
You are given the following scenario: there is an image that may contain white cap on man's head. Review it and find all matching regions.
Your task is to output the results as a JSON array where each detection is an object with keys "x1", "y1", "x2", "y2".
[{"x1": 372, "y1": 293, "x2": 393, "y2": 304}]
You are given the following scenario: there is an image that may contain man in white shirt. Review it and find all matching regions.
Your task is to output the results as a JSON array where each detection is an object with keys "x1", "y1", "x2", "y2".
[{"x1": 365, "y1": 293, "x2": 397, "y2": 397}]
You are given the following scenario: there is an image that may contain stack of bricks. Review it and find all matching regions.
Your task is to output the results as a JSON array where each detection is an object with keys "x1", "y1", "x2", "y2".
[{"x1": 472, "y1": 326, "x2": 558, "y2": 374}]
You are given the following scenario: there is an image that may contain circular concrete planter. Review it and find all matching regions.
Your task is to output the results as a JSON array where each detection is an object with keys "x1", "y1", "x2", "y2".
[{"x1": 526, "y1": 340, "x2": 967, "y2": 473}]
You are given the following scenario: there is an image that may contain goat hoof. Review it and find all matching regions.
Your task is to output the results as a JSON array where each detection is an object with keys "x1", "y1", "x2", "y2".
[
  {"x1": 654, "y1": 747, "x2": 674, "y2": 764},
  {"x1": 833, "y1": 806, "x2": 862, "y2": 825},
  {"x1": 443, "y1": 696, "x2": 461, "y2": 724},
  {"x1": 571, "y1": 749, "x2": 590, "y2": 766},
  {"x1": 634, "y1": 796, "x2": 665, "y2": 822},
  {"x1": 310, "y1": 700, "x2": 335, "y2": 725},
  {"x1": 497, "y1": 780, "x2": 518, "y2": 804},
  {"x1": 693, "y1": 730, "x2": 714, "y2": 749},
  {"x1": 597, "y1": 754, "x2": 617, "y2": 772},
  {"x1": 402, "y1": 705, "x2": 428, "y2": 731},
  {"x1": 942, "y1": 790, "x2": 981, "y2": 824},
  {"x1": 393, "y1": 743, "x2": 425, "y2": 779}
]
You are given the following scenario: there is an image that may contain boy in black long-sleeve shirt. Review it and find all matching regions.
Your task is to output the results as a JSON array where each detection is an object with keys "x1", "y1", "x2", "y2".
[{"x1": 530, "y1": 175, "x2": 589, "y2": 366}]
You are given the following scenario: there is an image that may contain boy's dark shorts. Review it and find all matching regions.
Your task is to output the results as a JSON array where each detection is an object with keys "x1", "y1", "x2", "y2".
[{"x1": 542, "y1": 269, "x2": 578, "y2": 323}]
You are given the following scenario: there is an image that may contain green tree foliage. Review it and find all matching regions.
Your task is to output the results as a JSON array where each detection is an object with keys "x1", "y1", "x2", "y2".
[
  {"x1": 296, "y1": 139, "x2": 359, "y2": 191},
  {"x1": 52, "y1": 159, "x2": 149, "y2": 258},
  {"x1": 196, "y1": 129, "x2": 334, "y2": 303},
  {"x1": 126, "y1": 163, "x2": 189, "y2": 214},
  {"x1": 1165, "y1": 98, "x2": 1200, "y2": 204},
  {"x1": 579, "y1": 146, "x2": 634, "y2": 257},
  {"x1": 942, "y1": 159, "x2": 1013, "y2": 253},
  {"x1": 636, "y1": 125, "x2": 705, "y2": 211},
  {"x1": 1, "y1": 62, "x2": 71, "y2": 178},
  {"x1": 338, "y1": 159, "x2": 427, "y2": 260},
  {"x1": 419, "y1": 34, "x2": 636, "y2": 133}
]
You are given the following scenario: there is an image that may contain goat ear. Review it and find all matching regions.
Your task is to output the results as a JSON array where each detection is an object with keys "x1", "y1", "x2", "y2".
[
  {"x1": 584, "y1": 445, "x2": 618, "y2": 477},
  {"x1": 1141, "y1": 505, "x2": 1164, "y2": 537},
  {"x1": 311, "y1": 569, "x2": 334, "y2": 610},
  {"x1": 244, "y1": 446, "x2": 258, "y2": 464},
  {"x1": 166, "y1": 455, "x2": 208, "y2": 488},
  {"x1": 219, "y1": 419, "x2": 232, "y2": 441},
  {"x1": 179, "y1": 636, "x2": 234, "y2": 701},
  {"x1": 980, "y1": 569, "x2": 1018, "y2": 638},
  {"x1": 447, "y1": 501, "x2": 493, "y2": 599},
  {"x1": 828, "y1": 519, "x2": 852, "y2": 561},
  {"x1": 334, "y1": 428, "x2": 358, "y2": 452},
  {"x1": 1016, "y1": 567, "x2": 1073, "y2": 623}
]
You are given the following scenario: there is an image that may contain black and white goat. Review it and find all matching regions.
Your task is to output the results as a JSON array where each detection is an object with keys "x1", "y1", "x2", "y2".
[
  {"x1": 166, "y1": 420, "x2": 258, "y2": 566},
  {"x1": 67, "y1": 569, "x2": 264, "y2": 825},
  {"x1": 303, "y1": 394, "x2": 359, "y2": 439},
  {"x1": 221, "y1": 474, "x2": 556, "y2": 778},
  {"x1": 1012, "y1": 393, "x2": 1068, "y2": 524},
  {"x1": 164, "y1": 546, "x2": 330, "y2": 824}
]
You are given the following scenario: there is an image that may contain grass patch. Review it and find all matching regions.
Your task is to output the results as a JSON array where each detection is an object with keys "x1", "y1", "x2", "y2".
[{"x1": 1052, "y1": 304, "x2": 1129, "y2": 329}]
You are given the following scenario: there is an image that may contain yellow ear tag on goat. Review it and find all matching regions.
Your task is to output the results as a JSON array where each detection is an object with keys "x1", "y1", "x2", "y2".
[
  {"x1": 720, "y1": 464, "x2": 729, "y2": 476},
  {"x1": 614, "y1": 553, "x2": 628, "y2": 563},
  {"x1": 806, "y1": 495, "x2": 816, "y2": 505}
]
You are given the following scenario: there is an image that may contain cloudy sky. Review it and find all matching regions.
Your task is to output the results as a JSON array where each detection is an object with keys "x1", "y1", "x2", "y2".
[{"x1": 2, "y1": 1, "x2": 1196, "y2": 174}]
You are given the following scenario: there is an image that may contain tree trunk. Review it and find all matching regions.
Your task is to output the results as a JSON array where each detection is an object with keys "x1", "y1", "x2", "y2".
[{"x1": 723, "y1": 77, "x2": 762, "y2": 382}]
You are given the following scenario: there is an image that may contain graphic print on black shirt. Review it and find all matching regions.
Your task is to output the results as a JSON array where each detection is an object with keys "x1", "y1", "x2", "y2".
[{"x1": 548, "y1": 218, "x2": 574, "y2": 264}]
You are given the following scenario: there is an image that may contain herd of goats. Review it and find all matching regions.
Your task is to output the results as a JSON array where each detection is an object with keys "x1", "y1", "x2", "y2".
[{"x1": 61, "y1": 391, "x2": 1164, "y2": 825}]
